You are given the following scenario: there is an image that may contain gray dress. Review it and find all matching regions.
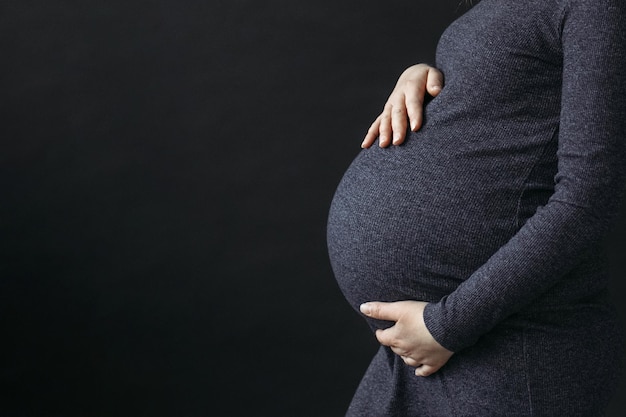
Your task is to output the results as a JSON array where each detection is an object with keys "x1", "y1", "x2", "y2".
[{"x1": 327, "y1": 0, "x2": 626, "y2": 415}]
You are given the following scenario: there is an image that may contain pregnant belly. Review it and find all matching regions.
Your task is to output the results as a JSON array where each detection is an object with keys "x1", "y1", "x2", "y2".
[{"x1": 326, "y1": 141, "x2": 516, "y2": 320}]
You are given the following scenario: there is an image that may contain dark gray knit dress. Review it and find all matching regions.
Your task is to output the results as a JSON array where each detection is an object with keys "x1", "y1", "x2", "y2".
[{"x1": 327, "y1": 0, "x2": 626, "y2": 415}]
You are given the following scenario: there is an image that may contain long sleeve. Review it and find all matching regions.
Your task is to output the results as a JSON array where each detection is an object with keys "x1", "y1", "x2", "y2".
[{"x1": 423, "y1": 0, "x2": 626, "y2": 352}]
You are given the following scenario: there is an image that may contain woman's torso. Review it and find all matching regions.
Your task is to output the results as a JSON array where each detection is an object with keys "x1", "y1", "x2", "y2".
[{"x1": 327, "y1": 0, "x2": 607, "y2": 317}]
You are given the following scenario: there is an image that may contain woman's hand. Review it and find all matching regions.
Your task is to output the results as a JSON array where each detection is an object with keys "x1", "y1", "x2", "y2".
[
  {"x1": 360, "y1": 300, "x2": 453, "y2": 377},
  {"x1": 362, "y1": 64, "x2": 444, "y2": 149}
]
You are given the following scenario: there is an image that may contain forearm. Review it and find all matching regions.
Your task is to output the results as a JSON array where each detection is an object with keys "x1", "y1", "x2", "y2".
[{"x1": 423, "y1": 198, "x2": 621, "y2": 352}]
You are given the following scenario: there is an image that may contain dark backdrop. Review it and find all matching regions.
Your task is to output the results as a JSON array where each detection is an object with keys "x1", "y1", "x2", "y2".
[{"x1": 2, "y1": 1, "x2": 625, "y2": 416}]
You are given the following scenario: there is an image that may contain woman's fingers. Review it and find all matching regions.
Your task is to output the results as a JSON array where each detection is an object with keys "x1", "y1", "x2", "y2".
[
  {"x1": 362, "y1": 116, "x2": 382, "y2": 148},
  {"x1": 387, "y1": 333, "x2": 448, "y2": 377},
  {"x1": 415, "y1": 364, "x2": 439, "y2": 377},
  {"x1": 399, "y1": 352, "x2": 442, "y2": 377},
  {"x1": 361, "y1": 64, "x2": 444, "y2": 148},
  {"x1": 378, "y1": 104, "x2": 394, "y2": 147},
  {"x1": 401, "y1": 356, "x2": 421, "y2": 367},
  {"x1": 391, "y1": 101, "x2": 409, "y2": 145},
  {"x1": 362, "y1": 104, "x2": 397, "y2": 148},
  {"x1": 381, "y1": 98, "x2": 409, "y2": 147},
  {"x1": 406, "y1": 66, "x2": 443, "y2": 132},
  {"x1": 426, "y1": 67, "x2": 444, "y2": 97},
  {"x1": 405, "y1": 89, "x2": 425, "y2": 133}
]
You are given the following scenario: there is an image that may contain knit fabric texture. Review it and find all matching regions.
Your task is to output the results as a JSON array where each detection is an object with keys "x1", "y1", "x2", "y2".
[{"x1": 327, "y1": 0, "x2": 626, "y2": 415}]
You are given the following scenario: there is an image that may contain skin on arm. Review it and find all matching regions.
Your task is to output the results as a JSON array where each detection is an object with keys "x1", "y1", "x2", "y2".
[
  {"x1": 362, "y1": 64, "x2": 444, "y2": 149},
  {"x1": 360, "y1": 301, "x2": 454, "y2": 376}
]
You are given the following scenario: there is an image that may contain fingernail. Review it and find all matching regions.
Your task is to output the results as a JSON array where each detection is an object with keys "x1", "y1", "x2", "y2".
[
  {"x1": 360, "y1": 303, "x2": 371, "y2": 315},
  {"x1": 410, "y1": 120, "x2": 417, "y2": 130},
  {"x1": 392, "y1": 133, "x2": 401, "y2": 144}
]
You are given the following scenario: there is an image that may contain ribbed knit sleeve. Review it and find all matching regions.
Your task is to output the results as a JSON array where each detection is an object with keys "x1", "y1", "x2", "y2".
[{"x1": 423, "y1": 0, "x2": 626, "y2": 352}]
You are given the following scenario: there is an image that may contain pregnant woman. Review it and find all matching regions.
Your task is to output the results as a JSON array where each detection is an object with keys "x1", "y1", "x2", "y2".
[{"x1": 327, "y1": 0, "x2": 626, "y2": 415}]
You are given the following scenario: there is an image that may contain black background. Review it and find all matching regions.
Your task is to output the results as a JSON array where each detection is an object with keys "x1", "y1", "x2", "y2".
[{"x1": 2, "y1": 1, "x2": 625, "y2": 416}]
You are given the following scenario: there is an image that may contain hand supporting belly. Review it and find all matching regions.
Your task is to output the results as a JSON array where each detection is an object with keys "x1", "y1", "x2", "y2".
[{"x1": 360, "y1": 300, "x2": 454, "y2": 377}]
